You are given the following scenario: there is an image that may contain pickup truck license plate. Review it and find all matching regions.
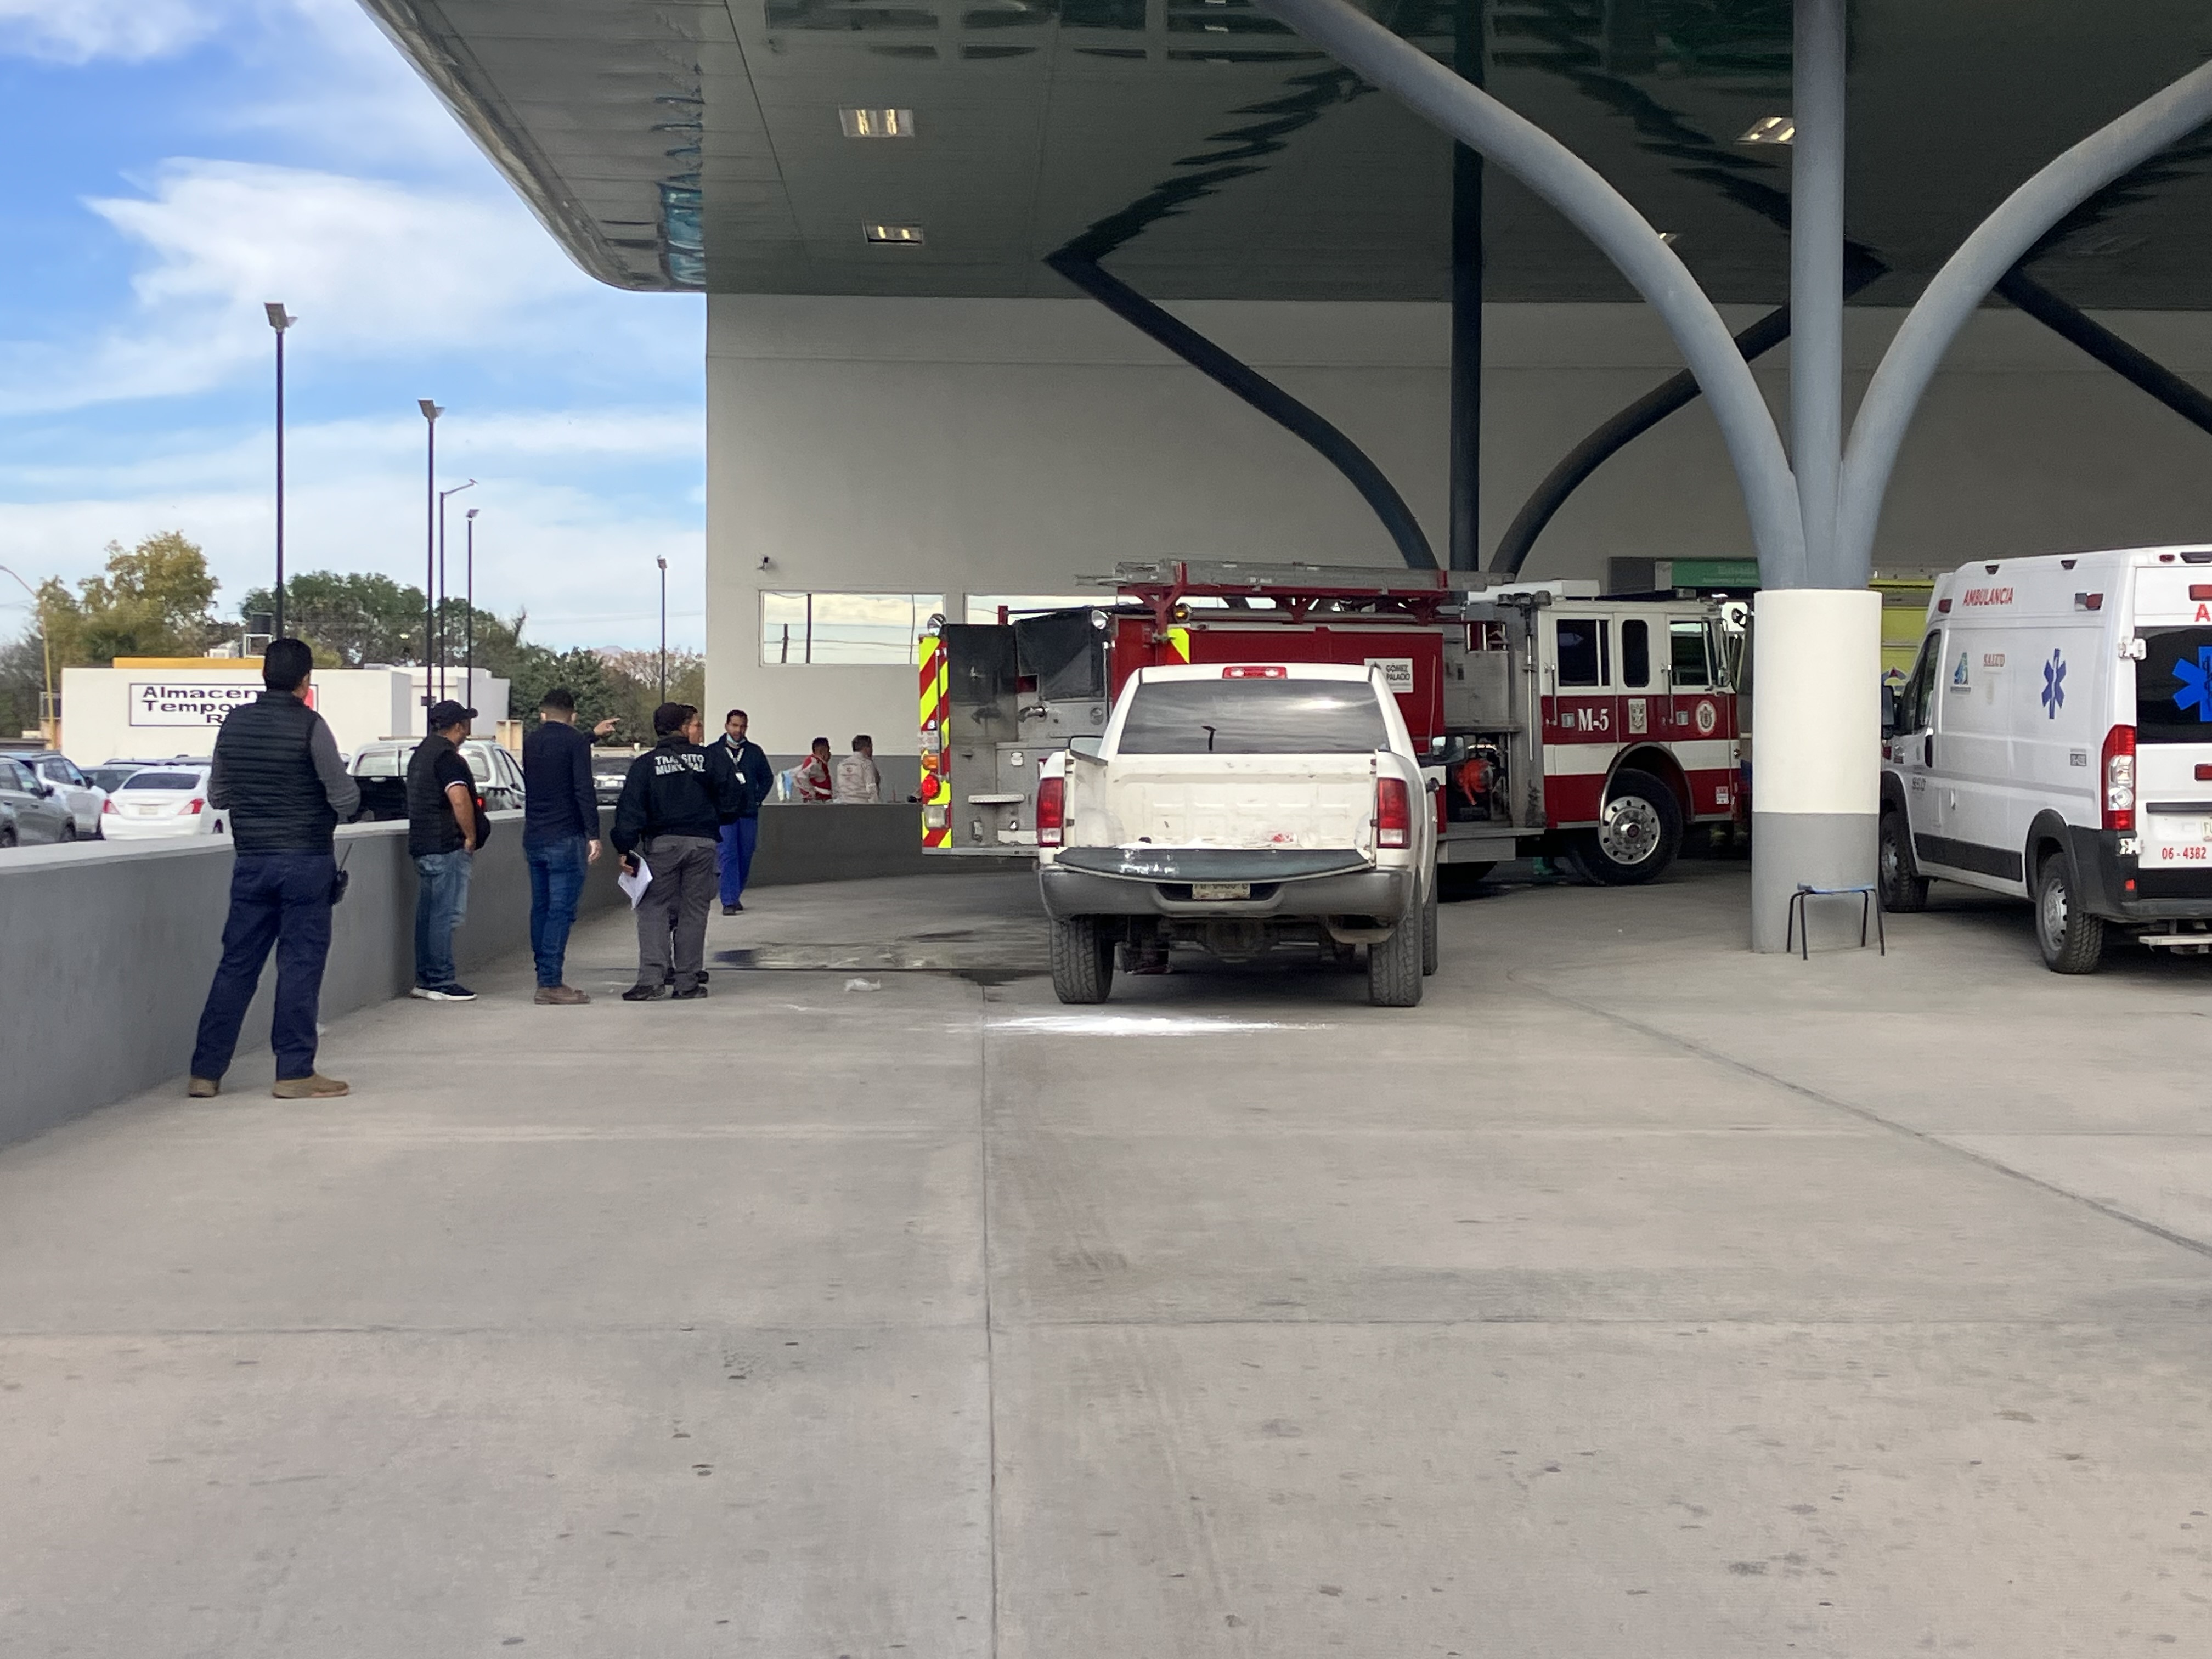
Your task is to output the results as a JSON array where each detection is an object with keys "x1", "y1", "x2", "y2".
[{"x1": 1190, "y1": 881, "x2": 1251, "y2": 900}]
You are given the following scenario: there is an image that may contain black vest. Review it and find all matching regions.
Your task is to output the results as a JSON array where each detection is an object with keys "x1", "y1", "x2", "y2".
[
  {"x1": 407, "y1": 735, "x2": 466, "y2": 855},
  {"x1": 214, "y1": 692, "x2": 336, "y2": 854}
]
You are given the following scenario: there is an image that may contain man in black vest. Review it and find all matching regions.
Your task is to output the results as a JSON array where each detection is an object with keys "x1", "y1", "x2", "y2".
[
  {"x1": 407, "y1": 700, "x2": 481, "y2": 1001},
  {"x1": 188, "y1": 637, "x2": 360, "y2": 1099}
]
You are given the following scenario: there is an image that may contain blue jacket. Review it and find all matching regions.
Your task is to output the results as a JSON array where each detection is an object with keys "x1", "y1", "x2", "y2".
[
  {"x1": 716, "y1": 736, "x2": 775, "y2": 819},
  {"x1": 522, "y1": 720, "x2": 599, "y2": 843}
]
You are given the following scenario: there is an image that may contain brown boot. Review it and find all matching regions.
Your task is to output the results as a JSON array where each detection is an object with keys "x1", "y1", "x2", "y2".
[
  {"x1": 272, "y1": 1074, "x2": 350, "y2": 1099},
  {"x1": 534, "y1": 984, "x2": 591, "y2": 1005},
  {"x1": 187, "y1": 1077, "x2": 218, "y2": 1099}
]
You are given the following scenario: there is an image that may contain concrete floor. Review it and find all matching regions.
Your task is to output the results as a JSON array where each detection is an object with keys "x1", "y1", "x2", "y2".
[{"x1": 4, "y1": 862, "x2": 2212, "y2": 1655}]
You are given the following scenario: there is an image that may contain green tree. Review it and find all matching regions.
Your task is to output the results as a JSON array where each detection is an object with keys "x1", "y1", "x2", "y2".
[
  {"x1": 240, "y1": 571, "x2": 429, "y2": 667},
  {"x1": 40, "y1": 532, "x2": 222, "y2": 664}
]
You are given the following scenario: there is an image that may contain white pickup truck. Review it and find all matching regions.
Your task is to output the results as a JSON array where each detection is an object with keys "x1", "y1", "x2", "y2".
[{"x1": 1034, "y1": 662, "x2": 1439, "y2": 1006}]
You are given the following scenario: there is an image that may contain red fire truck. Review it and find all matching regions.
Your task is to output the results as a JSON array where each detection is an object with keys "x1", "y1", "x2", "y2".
[{"x1": 918, "y1": 561, "x2": 1741, "y2": 884}]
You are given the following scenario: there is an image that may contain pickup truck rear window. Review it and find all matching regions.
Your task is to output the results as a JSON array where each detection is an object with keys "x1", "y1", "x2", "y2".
[
  {"x1": 1116, "y1": 679, "x2": 1390, "y2": 754},
  {"x1": 2138, "y1": 627, "x2": 2212, "y2": 744}
]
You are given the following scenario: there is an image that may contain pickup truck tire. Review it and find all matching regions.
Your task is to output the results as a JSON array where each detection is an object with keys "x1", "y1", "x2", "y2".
[
  {"x1": 1573, "y1": 769, "x2": 1681, "y2": 885},
  {"x1": 1368, "y1": 909, "x2": 1424, "y2": 1007},
  {"x1": 1051, "y1": 915, "x2": 1116, "y2": 1003},
  {"x1": 1420, "y1": 875, "x2": 1439, "y2": 977},
  {"x1": 2034, "y1": 853, "x2": 2104, "y2": 974}
]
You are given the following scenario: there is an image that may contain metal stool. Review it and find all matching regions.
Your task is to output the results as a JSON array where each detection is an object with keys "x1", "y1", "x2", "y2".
[{"x1": 1786, "y1": 883, "x2": 1885, "y2": 960}]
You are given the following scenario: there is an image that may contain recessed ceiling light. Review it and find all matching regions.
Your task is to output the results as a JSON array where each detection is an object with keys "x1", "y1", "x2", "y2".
[
  {"x1": 864, "y1": 223, "x2": 926, "y2": 244},
  {"x1": 1739, "y1": 115, "x2": 1795, "y2": 145},
  {"x1": 841, "y1": 108, "x2": 915, "y2": 138}
]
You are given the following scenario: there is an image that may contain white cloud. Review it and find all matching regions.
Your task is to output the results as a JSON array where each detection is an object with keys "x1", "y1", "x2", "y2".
[
  {"x1": 0, "y1": 0, "x2": 221, "y2": 62},
  {"x1": 21, "y1": 160, "x2": 597, "y2": 409}
]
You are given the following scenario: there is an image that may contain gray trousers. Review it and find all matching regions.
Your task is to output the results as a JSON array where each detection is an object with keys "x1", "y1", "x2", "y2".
[{"x1": 635, "y1": 834, "x2": 718, "y2": 991}]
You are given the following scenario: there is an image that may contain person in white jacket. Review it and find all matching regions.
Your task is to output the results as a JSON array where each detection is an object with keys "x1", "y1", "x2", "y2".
[{"x1": 832, "y1": 734, "x2": 882, "y2": 804}]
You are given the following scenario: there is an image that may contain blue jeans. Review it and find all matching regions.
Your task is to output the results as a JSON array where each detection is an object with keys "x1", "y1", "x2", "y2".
[
  {"x1": 413, "y1": 849, "x2": 473, "y2": 989},
  {"x1": 718, "y1": 815, "x2": 759, "y2": 906},
  {"x1": 526, "y1": 834, "x2": 589, "y2": 987},
  {"x1": 191, "y1": 850, "x2": 336, "y2": 1082}
]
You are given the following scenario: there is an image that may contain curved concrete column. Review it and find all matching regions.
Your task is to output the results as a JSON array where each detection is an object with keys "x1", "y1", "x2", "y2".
[
  {"x1": 1837, "y1": 57, "x2": 2212, "y2": 585},
  {"x1": 1253, "y1": 0, "x2": 1807, "y2": 583}
]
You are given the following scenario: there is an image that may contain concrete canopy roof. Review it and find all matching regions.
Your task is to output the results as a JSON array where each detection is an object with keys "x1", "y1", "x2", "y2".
[{"x1": 361, "y1": 0, "x2": 2212, "y2": 307}]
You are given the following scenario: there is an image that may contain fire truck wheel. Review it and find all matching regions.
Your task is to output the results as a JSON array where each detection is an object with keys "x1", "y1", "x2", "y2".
[
  {"x1": 1368, "y1": 909, "x2": 1424, "y2": 1007},
  {"x1": 1050, "y1": 915, "x2": 1116, "y2": 1003},
  {"x1": 1436, "y1": 862, "x2": 1494, "y2": 900},
  {"x1": 1573, "y1": 769, "x2": 1681, "y2": 885},
  {"x1": 1877, "y1": 810, "x2": 1929, "y2": 913},
  {"x1": 1420, "y1": 874, "x2": 1439, "y2": 977}
]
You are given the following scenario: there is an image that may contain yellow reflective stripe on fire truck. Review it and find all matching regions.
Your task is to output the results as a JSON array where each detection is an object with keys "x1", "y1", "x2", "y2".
[
  {"x1": 917, "y1": 634, "x2": 950, "y2": 847},
  {"x1": 1163, "y1": 625, "x2": 1191, "y2": 663}
]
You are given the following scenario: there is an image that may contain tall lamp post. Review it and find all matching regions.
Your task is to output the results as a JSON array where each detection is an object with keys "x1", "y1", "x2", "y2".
[
  {"x1": 437, "y1": 478, "x2": 477, "y2": 704},
  {"x1": 464, "y1": 506, "x2": 479, "y2": 705},
  {"x1": 0, "y1": 565, "x2": 55, "y2": 747},
  {"x1": 264, "y1": 303, "x2": 295, "y2": 638},
  {"x1": 657, "y1": 556, "x2": 669, "y2": 702},
  {"x1": 418, "y1": 400, "x2": 441, "y2": 732}
]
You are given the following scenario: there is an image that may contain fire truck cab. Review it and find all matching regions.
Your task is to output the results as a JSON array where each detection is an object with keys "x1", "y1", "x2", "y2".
[{"x1": 917, "y1": 562, "x2": 1741, "y2": 884}]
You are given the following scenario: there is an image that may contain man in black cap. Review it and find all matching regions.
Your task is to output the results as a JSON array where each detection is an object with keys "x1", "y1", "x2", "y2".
[
  {"x1": 188, "y1": 637, "x2": 360, "y2": 1099},
  {"x1": 407, "y1": 699, "x2": 480, "y2": 1001},
  {"x1": 611, "y1": 700, "x2": 742, "y2": 1000}
]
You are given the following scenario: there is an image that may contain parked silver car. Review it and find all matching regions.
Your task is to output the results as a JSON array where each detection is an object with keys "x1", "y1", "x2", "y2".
[
  {"x1": 19, "y1": 752, "x2": 108, "y2": 837},
  {"x1": 0, "y1": 754, "x2": 78, "y2": 845}
]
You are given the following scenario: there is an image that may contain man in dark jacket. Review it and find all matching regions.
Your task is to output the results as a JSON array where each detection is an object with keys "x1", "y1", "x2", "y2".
[
  {"x1": 521, "y1": 687, "x2": 617, "y2": 1004},
  {"x1": 714, "y1": 707, "x2": 775, "y2": 915},
  {"x1": 407, "y1": 701, "x2": 480, "y2": 1002},
  {"x1": 188, "y1": 637, "x2": 360, "y2": 1100},
  {"x1": 612, "y1": 701, "x2": 741, "y2": 1000}
]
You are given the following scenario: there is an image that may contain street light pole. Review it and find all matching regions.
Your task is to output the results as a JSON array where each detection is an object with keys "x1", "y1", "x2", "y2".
[
  {"x1": 464, "y1": 506, "x2": 479, "y2": 706},
  {"x1": 436, "y1": 478, "x2": 477, "y2": 704},
  {"x1": 264, "y1": 303, "x2": 295, "y2": 639},
  {"x1": 418, "y1": 400, "x2": 441, "y2": 731},
  {"x1": 0, "y1": 565, "x2": 54, "y2": 748},
  {"x1": 657, "y1": 556, "x2": 669, "y2": 702}
]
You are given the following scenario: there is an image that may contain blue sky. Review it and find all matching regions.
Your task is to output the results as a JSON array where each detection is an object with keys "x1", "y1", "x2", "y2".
[{"x1": 0, "y1": 0, "x2": 705, "y2": 651}]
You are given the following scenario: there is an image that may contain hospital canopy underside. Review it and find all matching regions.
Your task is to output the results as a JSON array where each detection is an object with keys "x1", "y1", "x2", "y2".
[{"x1": 365, "y1": 0, "x2": 2212, "y2": 307}]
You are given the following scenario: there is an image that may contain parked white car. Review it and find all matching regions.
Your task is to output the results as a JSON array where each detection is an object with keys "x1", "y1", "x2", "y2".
[
  {"x1": 20, "y1": 752, "x2": 108, "y2": 837},
  {"x1": 100, "y1": 764, "x2": 229, "y2": 840},
  {"x1": 1036, "y1": 662, "x2": 1439, "y2": 1006}
]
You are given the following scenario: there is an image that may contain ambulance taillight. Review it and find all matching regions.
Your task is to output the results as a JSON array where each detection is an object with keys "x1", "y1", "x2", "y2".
[{"x1": 2102, "y1": 724, "x2": 2136, "y2": 833}]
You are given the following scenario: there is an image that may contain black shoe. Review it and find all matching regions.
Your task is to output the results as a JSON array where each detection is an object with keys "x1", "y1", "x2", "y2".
[
  {"x1": 721, "y1": 904, "x2": 738, "y2": 916},
  {"x1": 622, "y1": 983, "x2": 667, "y2": 1002},
  {"x1": 672, "y1": 984, "x2": 708, "y2": 1000},
  {"x1": 663, "y1": 968, "x2": 709, "y2": 985}
]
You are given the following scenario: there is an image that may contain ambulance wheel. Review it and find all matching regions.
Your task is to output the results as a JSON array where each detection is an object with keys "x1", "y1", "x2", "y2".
[
  {"x1": 1573, "y1": 769, "x2": 1681, "y2": 885},
  {"x1": 1050, "y1": 915, "x2": 1115, "y2": 1003},
  {"x1": 2035, "y1": 854, "x2": 2104, "y2": 974},
  {"x1": 1878, "y1": 810, "x2": 1928, "y2": 913},
  {"x1": 1368, "y1": 909, "x2": 1424, "y2": 1007},
  {"x1": 1420, "y1": 874, "x2": 1439, "y2": 977}
]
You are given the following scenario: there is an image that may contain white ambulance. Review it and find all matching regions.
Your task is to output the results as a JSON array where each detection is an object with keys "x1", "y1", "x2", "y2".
[{"x1": 1879, "y1": 545, "x2": 2212, "y2": 970}]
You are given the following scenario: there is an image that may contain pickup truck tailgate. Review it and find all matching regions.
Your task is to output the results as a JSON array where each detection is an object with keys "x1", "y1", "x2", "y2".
[{"x1": 1073, "y1": 754, "x2": 1379, "y2": 851}]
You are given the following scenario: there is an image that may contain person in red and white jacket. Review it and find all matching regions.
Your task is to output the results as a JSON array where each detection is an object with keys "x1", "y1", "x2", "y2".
[{"x1": 792, "y1": 737, "x2": 833, "y2": 803}]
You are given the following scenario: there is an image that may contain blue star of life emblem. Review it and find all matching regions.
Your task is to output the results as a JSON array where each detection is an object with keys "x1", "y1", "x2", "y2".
[
  {"x1": 2175, "y1": 646, "x2": 2212, "y2": 722},
  {"x1": 2040, "y1": 649, "x2": 2066, "y2": 719}
]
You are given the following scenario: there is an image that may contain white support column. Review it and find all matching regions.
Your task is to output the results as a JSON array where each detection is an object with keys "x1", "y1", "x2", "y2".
[{"x1": 1748, "y1": 588, "x2": 1882, "y2": 951}]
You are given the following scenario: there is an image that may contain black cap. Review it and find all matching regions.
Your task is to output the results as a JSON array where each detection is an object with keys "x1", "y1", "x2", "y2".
[{"x1": 428, "y1": 700, "x2": 477, "y2": 730}]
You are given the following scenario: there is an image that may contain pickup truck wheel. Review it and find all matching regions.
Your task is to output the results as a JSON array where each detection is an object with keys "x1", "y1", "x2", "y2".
[
  {"x1": 1573, "y1": 769, "x2": 1681, "y2": 885},
  {"x1": 1367, "y1": 908, "x2": 1424, "y2": 1007},
  {"x1": 2034, "y1": 853, "x2": 2104, "y2": 974},
  {"x1": 1877, "y1": 810, "x2": 1928, "y2": 913},
  {"x1": 1050, "y1": 915, "x2": 1115, "y2": 1004},
  {"x1": 1420, "y1": 874, "x2": 1439, "y2": 977}
]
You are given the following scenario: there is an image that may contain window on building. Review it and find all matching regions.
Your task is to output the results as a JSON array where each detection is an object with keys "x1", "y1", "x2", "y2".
[
  {"x1": 964, "y1": 594, "x2": 1100, "y2": 624},
  {"x1": 760, "y1": 592, "x2": 944, "y2": 665}
]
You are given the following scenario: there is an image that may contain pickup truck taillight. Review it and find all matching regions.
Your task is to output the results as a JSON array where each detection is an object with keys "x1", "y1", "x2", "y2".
[
  {"x1": 1035, "y1": 776, "x2": 1064, "y2": 847},
  {"x1": 1375, "y1": 776, "x2": 1410, "y2": 849},
  {"x1": 2102, "y1": 724, "x2": 2136, "y2": 832}
]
